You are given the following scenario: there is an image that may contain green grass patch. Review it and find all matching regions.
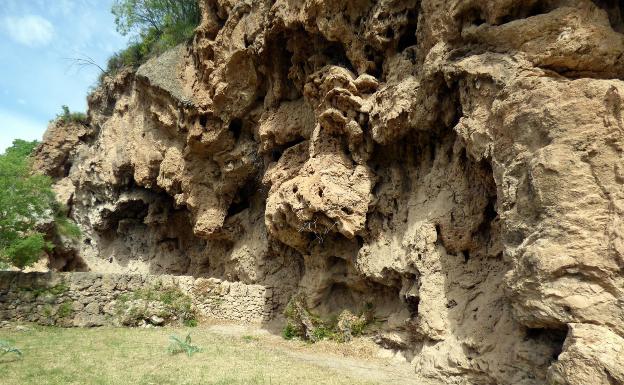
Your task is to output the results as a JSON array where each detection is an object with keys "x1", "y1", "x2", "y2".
[
  {"x1": 242, "y1": 335, "x2": 260, "y2": 343},
  {"x1": 0, "y1": 326, "x2": 380, "y2": 385}
]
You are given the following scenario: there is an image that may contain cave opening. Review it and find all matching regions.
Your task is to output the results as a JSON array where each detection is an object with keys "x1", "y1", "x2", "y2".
[
  {"x1": 524, "y1": 326, "x2": 569, "y2": 362},
  {"x1": 397, "y1": 9, "x2": 418, "y2": 52},
  {"x1": 591, "y1": 0, "x2": 624, "y2": 32},
  {"x1": 229, "y1": 118, "x2": 243, "y2": 142},
  {"x1": 495, "y1": 1, "x2": 551, "y2": 26},
  {"x1": 269, "y1": 136, "x2": 306, "y2": 162}
]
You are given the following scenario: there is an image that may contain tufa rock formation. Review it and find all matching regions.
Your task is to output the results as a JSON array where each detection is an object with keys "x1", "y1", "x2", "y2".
[{"x1": 34, "y1": 0, "x2": 624, "y2": 384}]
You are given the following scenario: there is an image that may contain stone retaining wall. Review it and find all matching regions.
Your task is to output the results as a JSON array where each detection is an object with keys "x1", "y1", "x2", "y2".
[{"x1": 0, "y1": 271, "x2": 278, "y2": 327}]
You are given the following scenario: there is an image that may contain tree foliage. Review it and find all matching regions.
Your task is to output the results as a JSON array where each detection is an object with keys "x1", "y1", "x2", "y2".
[
  {"x1": 0, "y1": 140, "x2": 78, "y2": 269},
  {"x1": 112, "y1": 0, "x2": 200, "y2": 37},
  {"x1": 105, "y1": 0, "x2": 200, "y2": 74}
]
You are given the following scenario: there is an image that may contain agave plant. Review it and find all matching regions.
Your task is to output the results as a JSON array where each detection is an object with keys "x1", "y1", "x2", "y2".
[
  {"x1": 167, "y1": 333, "x2": 201, "y2": 357},
  {"x1": 0, "y1": 340, "x2": 22, "y2": 358}
]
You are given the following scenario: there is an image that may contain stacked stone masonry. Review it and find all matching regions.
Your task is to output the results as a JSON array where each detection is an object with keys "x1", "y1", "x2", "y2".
[{"x1": 0, "y1": 271, "x2": 277, "y2": 327}]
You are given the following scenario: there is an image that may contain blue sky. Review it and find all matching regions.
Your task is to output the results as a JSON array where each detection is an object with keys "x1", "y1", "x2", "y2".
[{"x1": 0, "y1": 0, "x2": 129, "y2": 152}]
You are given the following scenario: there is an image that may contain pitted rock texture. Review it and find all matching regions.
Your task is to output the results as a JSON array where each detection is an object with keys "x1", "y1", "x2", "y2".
[{"x1": 34, "y1": 0, "x2": 624, "y2": 384}]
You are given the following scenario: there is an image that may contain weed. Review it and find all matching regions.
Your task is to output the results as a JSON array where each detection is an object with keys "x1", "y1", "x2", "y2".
[
  {"x1": 48, "y1": 283, "x2": 69, "y2": 296},
  {"x1": 43, "y1": 305, "x2": 53, "y2": 318},
  {"x1": 184, "y1": 318, "x2": 198, "y2": 328},
  {"x1": 242, "y1": 335, "x2": 259, "y2": 343},
  {"x1": 58, "y1": 302, "x2": 73, "y2": 318},
  {"x1": 211, "y1": 297, "x2": 225, "y2": 306},
  {"x1": 19, "y1": 282, "x2": 69, "y2": 299},
  {"x1": 167, "y1": 334, "x2": 201, "y2": 357}
]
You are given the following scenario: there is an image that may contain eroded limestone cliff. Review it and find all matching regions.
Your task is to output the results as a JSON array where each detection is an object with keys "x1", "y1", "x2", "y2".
[{"x1": 35, "y1": 0, "x2": 624, "y2": 384}]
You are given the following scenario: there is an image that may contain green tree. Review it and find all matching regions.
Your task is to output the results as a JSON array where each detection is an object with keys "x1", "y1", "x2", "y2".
[
  {"x1": 107, "y1": 0, "x2": 200, "y2": 72},
  {"x1": 0, "y1": 140, "x2": 78, "y2": 269},
  {"x1": 112, "y1": 0, "x2": 200, "y2": 37}
]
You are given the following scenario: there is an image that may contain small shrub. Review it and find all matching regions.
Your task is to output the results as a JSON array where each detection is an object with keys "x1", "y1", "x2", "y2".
[
  {"x1": 183, "y1": 318, "x2": 198, "y2": 327},
  {"x1": 0, "y1": 340, "x2": 22, "y2": 358},
  {"x1": 311, "y1": 325, "x2": 335, "y2": 341},
  {"x1": 283, "y1": 293, "x2": 316, "y2": 341},
  {"x1": 167, "y1": 334, "x2": 201, "y2": 357},
  {"x1": 282, "y1": 294, "x2": 375, "y2": 343},
  {"x1": 282, "y1": 323, "x2": 298, "y2": 340},
  {"x1": 55, "y1": 105, "x2": 87, "y2": 124},
  {"x1": 334, "y1": 310, "x2": 370, "y2": 342},
  {"x1": 58, "y1": 301, "x2": 73, "y2": 318}
]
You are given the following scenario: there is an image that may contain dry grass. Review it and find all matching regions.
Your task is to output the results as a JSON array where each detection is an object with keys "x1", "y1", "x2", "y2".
[{"x1": 0, "y1": 325, "x2": 382, "y2": 385}]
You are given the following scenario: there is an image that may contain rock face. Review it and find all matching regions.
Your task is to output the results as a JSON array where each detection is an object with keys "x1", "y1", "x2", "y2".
[{"x1": 34, "y1": 1, "x2": 624, "y2": 384}]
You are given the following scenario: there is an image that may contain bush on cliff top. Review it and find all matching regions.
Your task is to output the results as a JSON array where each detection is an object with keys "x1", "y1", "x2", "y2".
[
  {"x1": 54, "y1": 105, "x2": 87, "y2": 125},
  {"x1": 103, "y1": 0, "x2": 200, "y2": 78},
  {"x1": 0, "y1": 140, "x2": 80, "y2": 269}
]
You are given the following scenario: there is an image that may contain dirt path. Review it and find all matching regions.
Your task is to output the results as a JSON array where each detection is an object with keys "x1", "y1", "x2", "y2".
[{"x1": 204, "y1": 323, "x2": 436, "y2": 385}]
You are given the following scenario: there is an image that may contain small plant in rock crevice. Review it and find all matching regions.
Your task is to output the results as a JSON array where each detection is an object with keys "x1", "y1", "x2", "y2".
[
  {"x1": 18, "y1": 282, "x2": 69, "y2": 299},
  {"x1": 57, "y1": 301, "x2": 74, "y2": 319}
]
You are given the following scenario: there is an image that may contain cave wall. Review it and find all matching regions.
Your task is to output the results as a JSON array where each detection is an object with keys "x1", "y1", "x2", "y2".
[{"x1": 34, "y1": 0, "x2": 624, "y2": 384}]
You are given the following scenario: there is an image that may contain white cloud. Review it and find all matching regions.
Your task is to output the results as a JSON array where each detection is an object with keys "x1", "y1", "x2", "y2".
[{"x1": 3, "y1": 15, "x2": 55, "y2": 47}]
